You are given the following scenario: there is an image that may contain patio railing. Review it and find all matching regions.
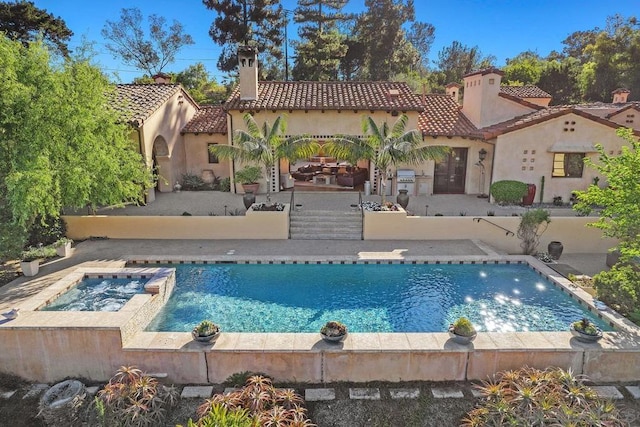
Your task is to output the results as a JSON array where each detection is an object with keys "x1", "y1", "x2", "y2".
[{"x1": 472, "y1": 217, "x2": 515, "y2": 236}]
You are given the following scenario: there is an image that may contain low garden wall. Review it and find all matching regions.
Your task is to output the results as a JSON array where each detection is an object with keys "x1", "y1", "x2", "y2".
[
  {"x1": 63, "y1": 206, "x2": 289, "y2": 240},
  {"x1": 364, "y1": 211, "x2": 617, "y2": 254}
]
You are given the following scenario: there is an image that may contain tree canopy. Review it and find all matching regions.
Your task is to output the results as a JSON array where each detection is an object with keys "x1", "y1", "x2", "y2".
[
  {"x1": 203, "y1": 0, "x2": 285, "y2": 73},
  {"x1": 0, "y1": 36, "x2": 152, "y2": 259},
  {"x1": 101, "y1": 7, "x2": 194, "y2": 76},
  {"x1": 0, "y1": 0, "x2": 73, "y2": 56}
]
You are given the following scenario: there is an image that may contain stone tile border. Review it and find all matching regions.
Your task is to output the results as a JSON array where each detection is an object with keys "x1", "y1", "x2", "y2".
[
  {"x1": 349, "y1": 388, "x2": 381, "y2": 400},
  {"x1": 389, "y1": 388, "x2": 420, "y2": 399},
  {"x1": 625, "y1": 386, "x2": 640, "y2": 399},
  {"x1": 592, "y1": 386, "x2": 624, "y2": 400},
  {"x1": 431, "y1": 387, "x2": 465, "y2": 398},
  {"x1": 305, "y1": 388, "x2": 335, "y2": 401},
  {"x1": 181, "y1": 386, "x2": 214, "y2": 399},
  {"x1": 0, "y1": 390, "x2": 16, "y2": 399}
]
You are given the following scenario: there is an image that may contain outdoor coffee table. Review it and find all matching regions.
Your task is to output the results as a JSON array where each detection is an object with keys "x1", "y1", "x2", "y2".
[{"x1": 313, "y1": 174, "x2": 336, "y2": 185}]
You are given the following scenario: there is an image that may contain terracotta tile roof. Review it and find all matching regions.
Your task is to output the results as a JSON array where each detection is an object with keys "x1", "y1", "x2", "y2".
[
  {"x1": 476, "y1": 105, "x2": 640, "y2": 139},
  {"x1": 463, "y1": 68, "x2": 504, "y2": 77},
  {"x1": 113, "y1": 84, "x2": 183, "y2": 126},
  {"x1": 182, "y1": 105, "x2": 227, "y2": 134},
  {"x1": 418, "y1": 94, "x2": 477, "y2": 137},
  {"x1": 498, "y1": 92, "x2": 547, "y2": 110},
  {"x1": 224, "y1": 81, "x2": 424, "y2": 111},
  {"x1": 500, "y1": 85, "x2": 551, "y2": 99}
]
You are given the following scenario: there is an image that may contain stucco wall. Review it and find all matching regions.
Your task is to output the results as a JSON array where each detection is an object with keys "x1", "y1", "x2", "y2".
[
  {"x1": 63, "y1": 208, "x2": 289, "y2": 240},
  {"x1": 491, "y1": 114, "x2": 629, "y2": 203},
  {"x1": 363, "y1": 212, "x2": 617, "y2": 254},
  {"x1": 606, "y1": 109, "x2": 639, "y2": 129},
  {"x1": 183, "y1": 133, "x2": 231, "y2": 184},
  {"x1": 140, "y1": 89, "x2": 198, "y2": 192}
]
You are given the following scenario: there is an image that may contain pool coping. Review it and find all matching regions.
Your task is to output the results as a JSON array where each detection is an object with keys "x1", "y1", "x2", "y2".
[{"x1": 2, "y1": 255, "x2": 640, "y2": 384}]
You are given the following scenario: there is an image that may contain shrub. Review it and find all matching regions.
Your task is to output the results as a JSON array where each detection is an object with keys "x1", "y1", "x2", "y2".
[
  {"x1": 490, "y1": 180, "x2": 528, "y2": 204},
  {"x1": 517, "y1": 208, "x2": 550, "y2": 255},
  {"x1": 594, "y1": 264, "x2": 640, "y2": 317},
  {"x1": 27, "y1": 215, "x2": 67, "y2": 247},
  {"x1": 95, "y1": 366, "x2": 179, "y2": 427},
  {"x1": 462, "y1": 367, "x2": 624, "y2": 426},
  {"x1": 234, "y1": 166, "x2": 263, "y2": 184},
  {"x1": 181, "y1": 173, "x2": 209, "y2": 191},
  {"x1": 218, "y1": 177, "x2": 231, "y2": 192},
  {"x1": 21, "y1": 245, "x2": 56, "y2": 262}
]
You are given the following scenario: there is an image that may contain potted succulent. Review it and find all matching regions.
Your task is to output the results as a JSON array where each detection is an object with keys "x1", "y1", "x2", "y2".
[
  {"x1": 570, "y1": 318, "x2": 603, "y2": 343},
  {"x1": 192, "y1": 320, "x2": 221, "y2": 344},
  {"x1": 448, "y1": 317, "x2": 477, "y2": 344},
  {"x1": 320, "y1": 320, "x2": 348, "y2": 343},
  {"x1": 20, "y1": 246, "x2": 49, "y2": 277},
  {"x1": 53, "y1": 238, "x2": 73, "y2": 258}
]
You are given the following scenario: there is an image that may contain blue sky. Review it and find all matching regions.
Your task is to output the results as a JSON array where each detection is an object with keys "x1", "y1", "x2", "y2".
[{"x1": 34, "y1": 0, "x2": 637, "y2": 83}]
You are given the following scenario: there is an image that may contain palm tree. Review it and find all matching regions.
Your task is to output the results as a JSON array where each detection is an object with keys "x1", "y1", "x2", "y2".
[
  {"x1": 209, "y1": 113, "x2": 319, "y2": 200},
  {"x1": 323, "y1": 114, "x2": 449, "y2": 203}
]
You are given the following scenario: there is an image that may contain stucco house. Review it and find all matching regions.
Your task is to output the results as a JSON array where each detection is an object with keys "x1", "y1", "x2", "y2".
[{"x1": 115, "y1": 48, "x2": 640, "y2": 204}]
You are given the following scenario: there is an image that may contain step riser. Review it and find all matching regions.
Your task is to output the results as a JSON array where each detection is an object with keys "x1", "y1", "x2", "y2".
[{"x1": 289, "y1": 211, "x2": 362, "y2": 240}]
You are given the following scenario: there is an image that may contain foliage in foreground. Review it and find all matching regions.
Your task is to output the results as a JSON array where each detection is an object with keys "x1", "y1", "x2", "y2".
[
  {"x1": 0, "y1": 36, "x2": 152, "y2": 259},
  {"x1": 461, "y1": 367, "x2": 624, "y2": 426},
  {"x1": 517, "y1": 208, "x2": 551, "y2": 255},
  {"x1": 594, "y1": 264, "x2": 640, "y2": 321},
  {"x1": 490, "y1": 180, "x2": 528, "y2": 204},
  {"x1": 94, "y1": 366, "x2": 179, "y2": 427},
  {"x1": 185, "y1": 375, "x2": 314, "y2": 427}
]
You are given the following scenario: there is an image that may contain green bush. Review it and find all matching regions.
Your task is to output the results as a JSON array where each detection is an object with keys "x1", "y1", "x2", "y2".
[
  {"x1": 594, "y1": 264, "x2": 640, "y2": 317},
  {"x1": 21, "y1": 245, "x2": 56, "y2": 262},
  {"x1": 462, "y1": 367, "x2": 624, "y2": 426},
  {"x1": 234, "y1": 166, "x2": 262, "y2": 184},
  {"x1": 181, "y1": 173, "x2": 209, "y2": 191},
  {"x1": 27, "y1": 215, "x2": 67, "y2": 247},
  {"x1": 217, "y1": 177, "x2": 231, "y2": 192},
  {"x1": 490, "y1": 180, "x2": 528, "y2": 204}
]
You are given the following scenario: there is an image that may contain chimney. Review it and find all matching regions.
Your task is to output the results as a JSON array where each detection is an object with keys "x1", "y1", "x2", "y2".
[
  {"x1": 461, "y1": 68, "x2": 504, "y2": 128},
  {"x1": 238, "y1": 46, "x2": 258, "y2": 101},
  {"x1": 612, "y1": 88, "x2": 630, "y2": 103},
  {"x1": 445, "y1": 82, "x2": 462, "y2": 104},
  {"x1": 152, "y1": 73, "x2": 171, "y2": 84}
]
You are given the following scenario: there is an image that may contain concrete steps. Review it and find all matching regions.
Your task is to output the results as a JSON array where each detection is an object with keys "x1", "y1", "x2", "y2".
[{"x1": 290, "y1": 209, "x2": 362, "y2": 240}]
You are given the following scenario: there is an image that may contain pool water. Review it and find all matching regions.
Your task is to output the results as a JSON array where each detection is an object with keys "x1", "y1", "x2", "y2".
[
  {"x1": 145, "y1": 263, "x2": 611, "y2": 333},
  {"x1": 42, "y1": 278, "x2": 146, "y2": 312}
]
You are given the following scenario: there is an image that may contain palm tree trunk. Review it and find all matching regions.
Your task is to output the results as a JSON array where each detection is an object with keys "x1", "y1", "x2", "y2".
[{"x1": 379, "y1": 171, "x2": 387, "y2": 204}]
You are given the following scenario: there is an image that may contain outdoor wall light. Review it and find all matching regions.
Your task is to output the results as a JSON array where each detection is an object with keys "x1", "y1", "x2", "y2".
[{"x1": 478, "y1": 148, "x2": 488, "y2": 162}]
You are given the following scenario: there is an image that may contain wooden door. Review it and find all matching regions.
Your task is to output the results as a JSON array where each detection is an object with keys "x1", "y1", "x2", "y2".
[{"x1": 433, "y1": 148, "x2": 468, "y2": 194}]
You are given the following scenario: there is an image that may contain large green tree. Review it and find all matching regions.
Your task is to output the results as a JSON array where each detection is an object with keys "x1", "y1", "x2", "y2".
[
  {"x1": 202, "y1": 0, "x2": 285, "y2": 73},
  {"x1": 209, "y1": 114, "x2": 319, "y2": 200},
  {"x1": 0, "y1": 0, "x2": 72, "y2": 56},
  {"x1": 433, "y1": 41, "x2": 495, "y2": 87},
  {"x1": 174, "y1": 63, "x2": 228, "y2": 104},
  {"x1": 101, "y1": 7, "x2": 194, "y2": 76},
  {"x1": 503, "y1": 51, "x2": 544, "y2": 85},
  {"x1": 0, "y1": 36, "x2": 152, "y2": 259},
  {"x1": 323, "y1": 114, "x2": 449, "y2": 203},
  {"x1": 292, "y1": 0, "x2": 349, "y2": 80}
]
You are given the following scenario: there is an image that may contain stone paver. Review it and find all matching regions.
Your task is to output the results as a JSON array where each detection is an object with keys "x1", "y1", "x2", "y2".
[
  {"x1": 349, "y1": 388, "x2": 381, "y2": 400},
  {"x1": 389, "y1": 388, "x2": 420, "y2": 399},
  {"x1": 431, "y1": 387, "x2": 464, "y2": 398},
  {"x1": 86, "y1": 386, "x2": 99, "y2": 396},
  {"x1": 181, "y1": 386, "x2": 214, "y2": 399},
  {"x1": 23, "y1": 384, "x2": 48, "y2": 399},
  {"x1": 470, "y1": 388, "x2": 484, "y2": 398},
  {"x1": 1, "y1": 390, "x2": 16, "y2": 399},
  {"x1": 624, "y1": 386, "x2": 640, "y2": 399},
  {"x1": 305, "y1": 388, "x2": 335, "y2": 401},
  {"x1": 592, "y1": 386, "x2": 624, "y2": 400}
]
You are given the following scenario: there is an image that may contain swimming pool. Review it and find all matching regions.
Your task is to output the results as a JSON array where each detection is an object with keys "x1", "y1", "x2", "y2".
[
  {"x1": 145, "y1": 263, "x2": 611, "y2": 333},
  {"x1": 42, "y1": 277, "x2": 146, "y2": 312}
]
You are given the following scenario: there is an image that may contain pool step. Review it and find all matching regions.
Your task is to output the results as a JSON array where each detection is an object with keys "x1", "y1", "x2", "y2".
[{"x1": 290, "y1": 210, "x2": 362, "y2": 240}]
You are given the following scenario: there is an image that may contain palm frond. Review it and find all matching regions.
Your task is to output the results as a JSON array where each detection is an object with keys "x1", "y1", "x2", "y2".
[
  {"x1": 390, "y1": 114, "x2": 410, "y2": 138},
  {"x1": 242, "y1": 113, "x2": 262, "y2": 138}
]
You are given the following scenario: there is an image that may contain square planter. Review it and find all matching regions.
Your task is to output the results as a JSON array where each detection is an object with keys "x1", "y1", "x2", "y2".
[
  {"x1": 55, "y1": 242, "x2": 72, "y2": 258},
  {"x1": 20, "y1": 260, "x2": 40, "y2": 277}
]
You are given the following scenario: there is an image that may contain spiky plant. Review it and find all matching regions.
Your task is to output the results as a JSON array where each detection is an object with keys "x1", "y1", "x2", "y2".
[{"x1": 461, "y1": 367, "x2": 625, "y2": 426}]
